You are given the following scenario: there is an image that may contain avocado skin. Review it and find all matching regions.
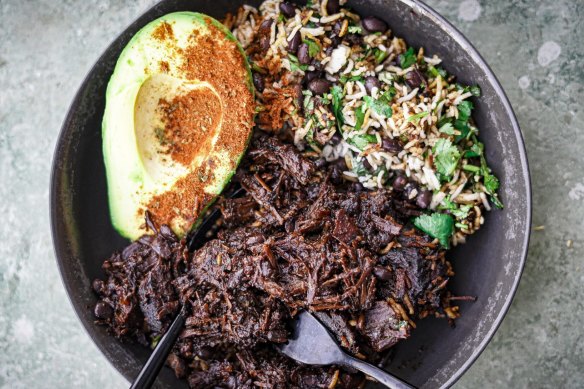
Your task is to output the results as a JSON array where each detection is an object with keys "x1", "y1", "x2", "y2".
[{"x1": 102, "y1": 12, "x2": 254, "y2": 241}]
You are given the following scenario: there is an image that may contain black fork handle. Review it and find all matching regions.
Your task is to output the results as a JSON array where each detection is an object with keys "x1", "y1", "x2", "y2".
[{"x1": 129, "y1": 310, "x2": 186, "y2": 389}]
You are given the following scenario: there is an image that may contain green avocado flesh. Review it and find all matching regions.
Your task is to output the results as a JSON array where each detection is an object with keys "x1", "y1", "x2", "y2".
[{"x1": 102, "y1": 12, "x2": 254, "y2": 241}]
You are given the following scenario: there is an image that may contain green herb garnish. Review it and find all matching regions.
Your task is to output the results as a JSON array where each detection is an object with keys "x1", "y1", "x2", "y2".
[
  {"x1": 452, "y1": 204, "x2": 472, "y2": 219},
  {"x1": 407, "y1": 111, "x2": 429, "y2": 123},
  {"x1": 457, "y1": 100, "x2": 473, "y2": 121},
  {"x1": 413, "y1": 213, "x2": 455, "y2": 247},
  {"x1": 364, "y1": 95, "x2": 392, "y2": 118},
  {"x1": 462, "y1": 164, "x2": 481, "y2": 173},
  {"x1": 331, "y1": 85, "x2": 345, "y2": 132},
  {"x1": 432, "y1": 139, "x2": 461, "y2": 179},
  {"x1": 439, "y1": 122, "x2": 456, "y2": 135},
  {"x1": 303, "y1": 38, "x2": 321, "y2": 57},
  {"x1": 348, "y1": 25, "x2": 362, "y2": 34},
  {"x1": 354, "y1": 106, "x2": 365, "y2": 130},
  {"x1": 400, "y1": 47, "x2": 417, "y2": 69},
  {"x1": 374, "y1": 48, "x2": 389, "y2": 64},
  {"x1": 428, "y1": 66, "x2": 448, "y2": 79},
  {"x1": 339, "y1": 74, "x2": 365, "y2": 84},
  {"x1": 288, "y1": 54, "x2": 308, "y2": 72},
  {"x1": 347, "y1": 133, "x2": 377, "y2": 150}
]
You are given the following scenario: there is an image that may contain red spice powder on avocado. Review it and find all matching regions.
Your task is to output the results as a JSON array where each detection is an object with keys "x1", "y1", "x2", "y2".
[
  {"x1": 152, "y1": 21, "x2": 175, "y2": 41},
  {"x1": 157, "y1": 87, "x2": 222, "y2": 167},
  {"x1": 144, "y1": 19, "x2": 255, "y2": 234}
]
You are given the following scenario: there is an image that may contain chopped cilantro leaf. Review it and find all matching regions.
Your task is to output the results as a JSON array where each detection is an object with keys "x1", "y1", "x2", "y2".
[
  {"x1": 381, "y1": 86, "x2": 397, "y2": 101},
  {"x1": 462, "y1": 164, "x2": 481, "y2": 173},
  {"x1": 348, "y1": 25, "x2": 362, "y2": 34},
  {"x1": 484, "y1": 172, "x2": 500, "y2": 193},
  {"x1": 428, "y1": 66, "x2": 448, "y2": 79},
  {"x1": 457, "y1": 100, "x2": 473, "y2": 122},
  {"x1": 400, "y1": 47, "x2": 417, "y2": 69},
  {"x1": 354, "y1": 106, "x2": 365, "y2": 130},
  {"x1": 452, "y1": 204, "x2": 472, "y2": 219},
  {"x1": 303, "y1": 38, "x2": 321, "y2": 57},
  {"x1": 439, "y1": 122, "x2": 456, "y2": 135},
  {"x1": 413, "y1": 213, "x2": 454, "y2": 247},
  {"x1": 339, "y1": 74, "x2": 365, "y2": 84},
  {"x1": 437, "y1": 115, "x2": 452, "y2": 128},
  {"x1": 432, "y1": 139, "x2": 461, "y2": 179},
  {"x1": 374, "y1": 48, "x2": 389, "y2": 64},
  {"x1": 331, "y1": 85, "x2": 345, "y2": 132},
  {"x1": 364, "y1": 95, "x2": 392, "y2": 118},
  {"x1": 351, "y1": 158, "x2": 369, "y2": 176},
  {"x1": 347, "y1": 134, "x2": 377, "y2": 150},
  {"x1": 288, "y1": 54, "x2": 308, "y2": 72},
  {"x1": 305, "y1": 129, "x2": 321, "y2": 150},
  {"x1": 438, "y1": 196, "x2": 455, "y2": 210},
  {"x1": 277, "y1": 13, "x2": 286, "y2": 23},
  {"x1": 464, "y1": 142, "x2": 483, "y2": 158},
  {"x1": 468, "y1": 85, "x2": 481, "y2": 97},
  {"x1": 407, "y1": 111, "x2": 429, "y2": 123}
]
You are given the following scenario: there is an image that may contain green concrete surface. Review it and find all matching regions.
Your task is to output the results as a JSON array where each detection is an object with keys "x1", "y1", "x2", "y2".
[{"x1": 0, "y1": 0, "x2": 582, "y2": 388}]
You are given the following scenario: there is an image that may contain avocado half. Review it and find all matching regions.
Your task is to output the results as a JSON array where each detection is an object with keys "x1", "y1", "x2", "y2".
[{"x1": 102, "y1": 12, "x2": 255, "y2": 240}]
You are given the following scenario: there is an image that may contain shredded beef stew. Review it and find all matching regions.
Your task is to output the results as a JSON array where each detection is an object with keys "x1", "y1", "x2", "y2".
[{"x1": 93, "y1": 136, "x2": 460, "y2": 388}]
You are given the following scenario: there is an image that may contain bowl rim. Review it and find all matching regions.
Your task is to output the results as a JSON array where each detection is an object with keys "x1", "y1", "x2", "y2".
[{"x1": 50, "y1": 0, "x2": 532, "y2": 387}]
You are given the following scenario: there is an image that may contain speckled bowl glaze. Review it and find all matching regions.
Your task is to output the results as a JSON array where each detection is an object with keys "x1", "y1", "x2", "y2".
[{"x1": 50, "y1": 0, "x2": 531, "y2": 387}]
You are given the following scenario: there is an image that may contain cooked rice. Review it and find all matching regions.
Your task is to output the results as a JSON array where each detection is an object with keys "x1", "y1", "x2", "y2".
[{"x1": 227, "y1": 0, "x2": 503, "y2": 245}]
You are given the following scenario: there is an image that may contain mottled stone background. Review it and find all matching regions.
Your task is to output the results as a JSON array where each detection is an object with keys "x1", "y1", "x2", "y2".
[{"x1": 0, "y1": 0, "x2": 582, "y2": 388}]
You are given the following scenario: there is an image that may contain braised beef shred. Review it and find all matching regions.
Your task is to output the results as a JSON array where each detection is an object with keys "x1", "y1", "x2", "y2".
[{"x1": 93, "y1": 135, "x2": 457, "y2": 388}]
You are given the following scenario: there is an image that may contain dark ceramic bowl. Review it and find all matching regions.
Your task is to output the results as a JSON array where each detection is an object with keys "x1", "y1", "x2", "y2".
[{"x1": 50, "y1": 0, "x2": 531, "y2": 387}]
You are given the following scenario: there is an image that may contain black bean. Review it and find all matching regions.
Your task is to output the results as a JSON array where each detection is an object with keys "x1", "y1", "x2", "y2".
[
  {"x1": 279, "y1": 2, "x2": 296, "y2": 18},
  {"x1": 92, "y1": 279, "x2": 105, "y2": 294},
  {"x1": 329, "y1": 35, "x2": 342, "y2": 49},
  {"x1": 307, "y1": 78, "x2": 332, "y2": 95},
  {"x1": 94, "y1": 301, "x2": 113, "y2": 320},
  {"x1": 374, "y1": 266, "x2": 392, "y2": 281},
  {"x1": 253, "y1": 72, "x2": 265, "y2": 92},
  {"x1": 259, "y1": 19, "x2": 273, "y2": 51},
  {"x1": 382, "y1": 138, "x2": 402, "y2": 153},
  {"x1": 311, "y1": 58, "x2": 324, "y2": 71},
  {"x1": 333, "y1": 21, "x2": 343, "y2": 34},
  {"x1": 331, "y1": 132, "x2": 343, "y2": 145},
  {"x1": 392, "y1": 175, "x2": 408, "y2": 191},
  {"x1": 361, "y1": 16, "x2": 388, "y2": 33},
  {"x1": 288, "y1": 31, "x2": 301, "y2": 53},
  {"x1": 405, "y1": 68, "x2": 426, "y2": 88},
  {"x1": 362, "y1": 158, "x2": 372, "y2": 170},
  {"x1": 315, "y1": 158, "x2": 327, "y2": 169},
  {"x1": 259, "y1": 18, "x2": 273, "y2": 31},
  {"x1": 297, "y1": 43, "x2": 310, "y2": 64},
  {"x1": 416, "y1": 189, "x2": 433, "y2": 209},
  {"x1": 304, "y1": 70, "x2": 321, "y2": 84},
  {"x1": 351, "y1": 182, "x2": 364, "y2": 192},
  {"x1": 344, "y1": 33, "x2": 362, "y2": 46},
  {"x1": 326, "y1": 0, "x2": 340, "y2": 14},
  {"x1": 364, "y1": 76, "x2": 381, "y2": 94}
]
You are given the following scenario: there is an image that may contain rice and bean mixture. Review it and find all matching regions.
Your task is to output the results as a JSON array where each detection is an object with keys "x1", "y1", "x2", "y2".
[{"x1": 224, "y1": 0, "x2": 503, "y2": 247}]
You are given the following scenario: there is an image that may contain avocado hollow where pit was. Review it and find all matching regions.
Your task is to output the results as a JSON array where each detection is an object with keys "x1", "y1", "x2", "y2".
[{"x1": 102, "y1": 12, "x2": 255, "y2": 240}]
